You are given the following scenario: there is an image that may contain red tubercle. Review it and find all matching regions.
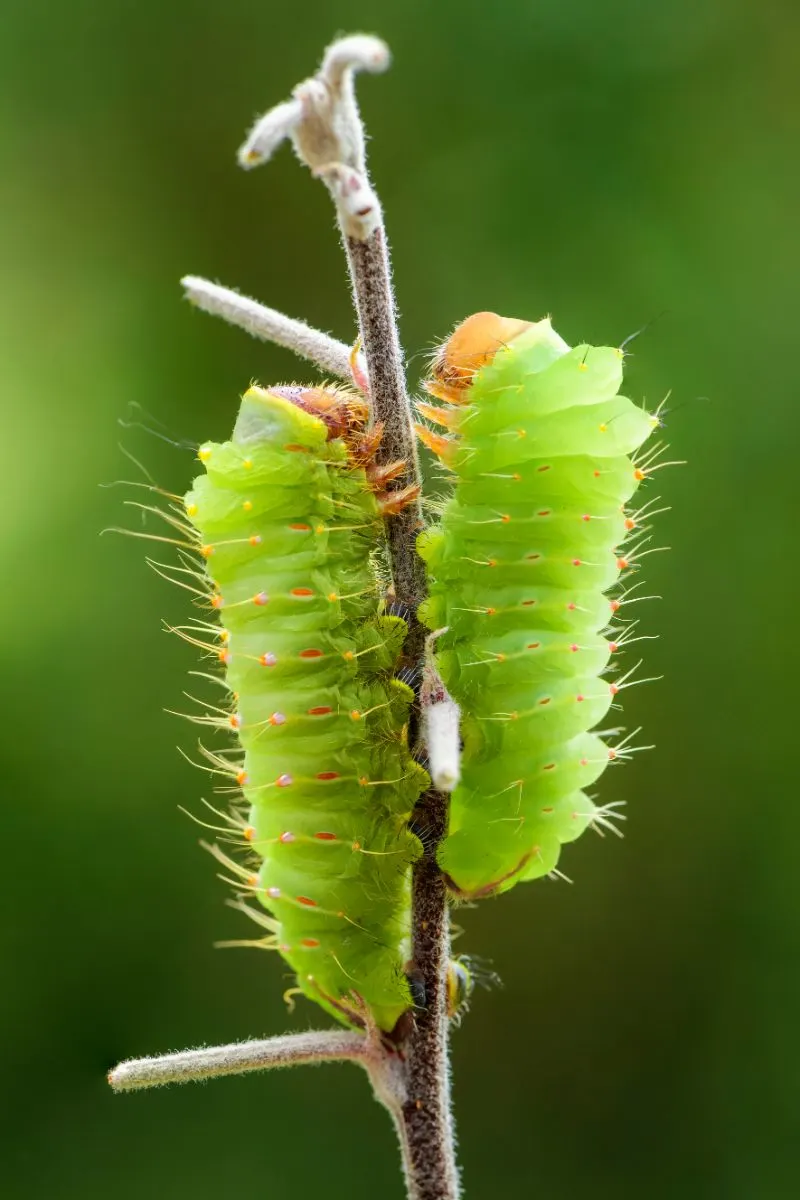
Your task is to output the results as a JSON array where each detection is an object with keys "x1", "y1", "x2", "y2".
[
  {"x1": 308, "y1": 705, "x2": 333, "y2": 716},
  {"x1": 253, "y1": 591, "x2": 269, "y2": 606},
  {"x1": 537, "y1": 510, "x2": 551, "y2": 517},
  {"x1": 229, "y1": 713, "x2": 241, "y2": 730},
  {"x1": 538, "y1": 697, "x2": 551, "y2": 706},
  {"x1": 314, "y1": 832, "x2": 337, "y2": 841},
  {"x1": 300, "y1": 938, "x2": 321, "y2": 949},
  {"x1": 268, "y1": 712, "x2": 286, "y2": 726},
  {"x1": 289, "y1": 523, "x2": 311, "y2": 531},
  {"x1": 291, "y1": 587, "x2": 314, "y2": 598},
  {"x1": 299, "y1": 648, "x2": 324, "y2": 659},
  {"x1": 296, "y1": 895, "x2": 318, "y2": 907},
  {"x1": 537, "y1": 464, "x2": 551, "y2": 473},
  {"x1": 570, "y1": 643, "x2": 579, "y2": 652},
  {"x1": 316, "y1": 771, "x2": 340, "y2": 781}
]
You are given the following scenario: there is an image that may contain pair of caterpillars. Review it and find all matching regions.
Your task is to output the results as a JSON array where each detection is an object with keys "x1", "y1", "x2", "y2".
[{"x1": 180, "y1": 313, "x2": 659, "y2": 1032}]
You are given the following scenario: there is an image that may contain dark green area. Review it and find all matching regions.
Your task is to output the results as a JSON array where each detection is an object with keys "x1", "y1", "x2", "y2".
[{"x1": 2, "y1": 1, "x2": 797, "y2": 1196}]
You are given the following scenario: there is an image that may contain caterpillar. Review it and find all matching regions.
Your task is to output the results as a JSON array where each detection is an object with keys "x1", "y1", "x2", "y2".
[
  {"x1": 182, "y1": 382, "x2": 429, "y2": 1032},
  {"x1": 416, "y1": 312, "x2": 661, "y2": 899}
]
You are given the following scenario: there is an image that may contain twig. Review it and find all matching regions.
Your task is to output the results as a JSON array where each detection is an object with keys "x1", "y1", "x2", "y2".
[
  {"x1": 181, "y1": 276, "x2": 353, "y2": 380},
  {"x1": 109, "y1": 1030, "x2": 368, "y2": 1092}
]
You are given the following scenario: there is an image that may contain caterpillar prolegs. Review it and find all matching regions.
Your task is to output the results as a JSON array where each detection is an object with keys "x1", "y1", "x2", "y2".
[
  {"x1": 417, "y1": 312, "x2": 661, "y2": 899},
  {"x1": 183, "y1": 384, "x2": 428, "y2": 1031}
]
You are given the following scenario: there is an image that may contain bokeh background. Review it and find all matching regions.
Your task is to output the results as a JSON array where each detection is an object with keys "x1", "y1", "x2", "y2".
[{"x1": 3, "y1": 1, "x2": 798, "y2": 1196}]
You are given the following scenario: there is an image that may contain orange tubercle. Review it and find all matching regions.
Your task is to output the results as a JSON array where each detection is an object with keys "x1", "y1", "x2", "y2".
[
  {"x1": 414, "y1": 424, "x2": 457, "y2": 465},
  {"x1": 415, "y1": 400, "x2": 461, "y2": 429},
  {"x1": 378, "y1": 483, "x2": 422, "y2": 516}
]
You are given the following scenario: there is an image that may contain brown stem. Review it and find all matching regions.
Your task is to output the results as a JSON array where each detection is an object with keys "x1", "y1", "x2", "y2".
[
  {"x1": 402, "y1": 787, "x2": 458, "y2": 1200},
  {"x1": 345, "y1": 231, "x2": 426, "y2": 646},
  {"x1": 343, "y1": 224, "x2": 457, "y2": 1200}
]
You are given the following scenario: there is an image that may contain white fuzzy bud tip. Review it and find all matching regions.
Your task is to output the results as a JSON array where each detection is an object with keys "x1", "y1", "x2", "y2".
[
  {"x1": 322, "y1": 35, "x2": 390, "y2": 83},
  {"x1": 238, "y1": 97, "x2": 302, "y2": 170}
]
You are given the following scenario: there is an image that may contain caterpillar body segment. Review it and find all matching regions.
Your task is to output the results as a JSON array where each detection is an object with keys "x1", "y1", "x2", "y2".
[{"x1": 418, "y1": 315, "x2": 658, "y2": 899}]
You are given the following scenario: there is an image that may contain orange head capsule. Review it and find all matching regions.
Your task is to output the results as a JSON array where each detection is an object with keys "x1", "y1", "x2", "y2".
[{"x1": 425, "y1": 312, "x2": 535, "y2": 404}]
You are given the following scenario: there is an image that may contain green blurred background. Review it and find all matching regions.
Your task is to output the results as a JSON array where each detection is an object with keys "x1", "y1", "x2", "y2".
[{"x1": 3, "y1": 0, "x2": 798, "y2": 1196}]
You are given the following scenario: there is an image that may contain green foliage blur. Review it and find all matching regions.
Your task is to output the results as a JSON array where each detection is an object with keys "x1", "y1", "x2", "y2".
[{"x1": 3, "y1": 1, "x2": 797, "y2": 1196}]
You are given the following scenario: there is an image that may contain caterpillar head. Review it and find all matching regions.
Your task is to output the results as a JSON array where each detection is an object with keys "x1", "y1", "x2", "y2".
[
  {"x1": 425, "y1": 312, "x2": 534, "y2": 405},
  {"x1": 417, "y1": 312, "x2": 570, "y2": 463},
  {"x1": 234, "y1": 383, "x2": 417, "y2": 512},
  {"x1": 236, "y1": 383, "x2": 368, "y2": 443}
]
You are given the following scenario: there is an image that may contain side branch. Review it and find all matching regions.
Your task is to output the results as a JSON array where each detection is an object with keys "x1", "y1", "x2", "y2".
[
  {"x1": 109, "y1": 1030, "x2": 367, "y2": 1092},
  {"x1": 182, "y1": 276, "x2": 353, "y2": 380}
]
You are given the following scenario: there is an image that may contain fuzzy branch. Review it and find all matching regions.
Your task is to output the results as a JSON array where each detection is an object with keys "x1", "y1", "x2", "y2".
[
  {"x1": 109, "y1": 1030, "x2": 368, "y2": 1092},
  {"x1": 181, "y1": 276, "x2": 353, "y2": 380}
]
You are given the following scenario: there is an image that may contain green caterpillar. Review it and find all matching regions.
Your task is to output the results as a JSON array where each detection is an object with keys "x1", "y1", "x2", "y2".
[
  {"x1": 182, "y1": 383, "x2": 428, "y2": 1031},
  {"x1": 416, "y1": 312, "x2": 660, "y2": 899}
]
